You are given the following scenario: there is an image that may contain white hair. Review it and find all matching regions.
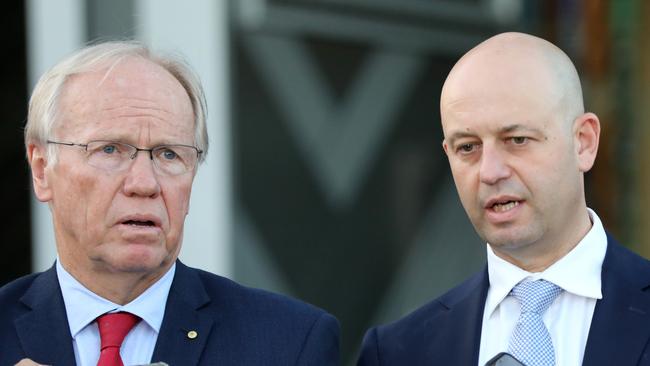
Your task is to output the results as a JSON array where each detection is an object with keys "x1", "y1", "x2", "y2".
[{"x1": 25, "y1": 40, "x2": 208, "y2": 163}]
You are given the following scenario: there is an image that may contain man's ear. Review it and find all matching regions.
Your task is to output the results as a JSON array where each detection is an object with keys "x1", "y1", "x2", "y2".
[
  {"x1": 27, "y1": 143, "x2": 53, "y2": 202},
  {"x1": 442, "y1": 139, "x2": 450, "y2": 156},
  {"x1": 574, "y1": 112, "x2": 601, "y2": 172}
]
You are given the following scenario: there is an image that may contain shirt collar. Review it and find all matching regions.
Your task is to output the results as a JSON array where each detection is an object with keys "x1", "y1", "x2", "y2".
[
  {"x1": 56, "y1": 260, "x2": 175, "y2": 338},
  {"x1": 484, "y1": 208, "x2": 607, "y2": 317}
]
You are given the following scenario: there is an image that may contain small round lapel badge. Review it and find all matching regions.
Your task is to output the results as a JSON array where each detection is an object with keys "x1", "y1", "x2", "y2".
[{"x1": 187, "y1": 330, "x2": 198, "y2": 339}]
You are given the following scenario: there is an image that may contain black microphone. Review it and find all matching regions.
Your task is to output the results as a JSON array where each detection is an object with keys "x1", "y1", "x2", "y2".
[{"x1": 484, "y1": 352, "x2": 526, "y2": 366}]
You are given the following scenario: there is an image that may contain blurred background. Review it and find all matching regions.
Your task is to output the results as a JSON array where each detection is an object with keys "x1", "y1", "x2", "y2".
[{"x1": 2, "y1": 0, "x2": 649, "y2": 364}]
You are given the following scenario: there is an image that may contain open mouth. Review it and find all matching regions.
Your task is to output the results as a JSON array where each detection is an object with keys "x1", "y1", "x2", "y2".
[
  {"x1": 122, "y1": 219, "x2": 157, "y2": 227},
  {"x1": 490, "y1": 200, "x2": 521, "y2": 213}
]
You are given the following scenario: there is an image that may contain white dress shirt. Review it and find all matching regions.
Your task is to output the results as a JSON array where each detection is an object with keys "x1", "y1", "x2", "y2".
[
  {"x1": 56, "y1": 261, "x2": 175, "y2": 366},
  {"x1": 478, "y1": 208, "x2": 607, "y2": 366}
]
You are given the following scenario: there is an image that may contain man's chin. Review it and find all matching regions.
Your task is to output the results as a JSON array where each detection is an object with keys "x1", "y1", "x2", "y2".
[
  {"x1": 96, "y1": 249, "x2": 172, "y2": 275},
  {"x1": 482, "y1": 227, "x2": 541, "y2": 251}
]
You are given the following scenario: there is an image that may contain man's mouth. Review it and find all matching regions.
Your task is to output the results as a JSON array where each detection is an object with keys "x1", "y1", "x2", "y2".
[
  {"x1": 118, "y1": 214, "x2": 162, "y2": 229},
  {"x1": 491, "y1": 200, "x2": 520, "y2": 213},
  {"x1": 122, "y1": 220, "x2": 156, "y2": 227}
]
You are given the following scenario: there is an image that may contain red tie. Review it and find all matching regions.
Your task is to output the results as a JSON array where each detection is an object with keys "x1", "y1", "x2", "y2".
[{"x1": 96, "y1": 312, "x2": 141, "y2": 366}]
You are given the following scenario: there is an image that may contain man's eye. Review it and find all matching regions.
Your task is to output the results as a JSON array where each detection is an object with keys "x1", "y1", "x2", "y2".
[
  {"x1": 458, "y1": 143, "x2": 476, "y2": 153},
  {"x1": 511, "y1": 136, "x2": 528, "y2": 145},
  {"x1": 101, "y1": 144, "x2": 118, "y2": 154},
  {"x1": 162, "y1": 149, "x2": 178, "y2": 160}
]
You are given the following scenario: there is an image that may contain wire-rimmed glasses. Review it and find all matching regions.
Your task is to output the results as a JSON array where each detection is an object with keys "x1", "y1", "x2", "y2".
[{"x1": 47, "y1": 140, "x2": 203, "y2": 176}]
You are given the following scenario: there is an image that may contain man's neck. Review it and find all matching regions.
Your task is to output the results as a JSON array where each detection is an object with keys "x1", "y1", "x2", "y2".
[
  {"x1": 491, "y1": 210, "x2": 593, "y2": 272},
  {"x1": 59, "y1": 259, "x2": 171, "y2": 305}
]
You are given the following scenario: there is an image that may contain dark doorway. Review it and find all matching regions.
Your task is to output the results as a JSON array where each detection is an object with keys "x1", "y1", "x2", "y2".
[{"x1": 0, "y1": 2, "x2": 31, "y2": 286}]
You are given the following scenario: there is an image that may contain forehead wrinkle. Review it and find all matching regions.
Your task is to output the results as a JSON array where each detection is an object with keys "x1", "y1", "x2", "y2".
[
  {"x1": 103, "y1": 96, "x2": 173, "y2": 109},
  {"x1": 98, "y1": 91, "x2": 187, "y2": 128},
  {"x1": 144, "y1": 119, "x2": 152, "y2": 145},
  {"x1": 102, "y1": 106, "x2": 175, "y2": 123},
  {"x1": 102, "y1": 92, "x2": 178, "y2": 111}
]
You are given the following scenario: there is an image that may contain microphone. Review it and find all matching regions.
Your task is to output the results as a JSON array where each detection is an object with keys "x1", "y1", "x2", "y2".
[{"x1": 484, "y1": 352, "x2": 526, "y2": 366}]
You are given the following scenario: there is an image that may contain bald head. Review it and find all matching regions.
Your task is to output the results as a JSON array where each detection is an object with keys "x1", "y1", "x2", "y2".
[{"x1": 441, "y1": 32, "x2": 584, "y2": 132}]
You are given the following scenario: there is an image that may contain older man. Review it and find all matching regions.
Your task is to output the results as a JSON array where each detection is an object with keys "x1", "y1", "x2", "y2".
[
  {"x1": 358, "y1": 32, "x2": 650, "y2": 365},
  {"x1": 0, "y1": 41, "x2": 339, "y2": 366}
]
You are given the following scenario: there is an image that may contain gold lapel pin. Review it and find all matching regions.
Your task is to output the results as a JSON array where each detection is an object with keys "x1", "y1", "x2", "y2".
[{"x1": 187, "y1": 330, "x2": 198, "y2": 339}]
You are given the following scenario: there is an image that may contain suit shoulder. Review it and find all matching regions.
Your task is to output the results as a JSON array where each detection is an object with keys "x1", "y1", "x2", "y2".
[
  {"x1": 605, "y1": 235, "x2": 650, "y2": 285},
  {"x1": 191, "y1": 267, "x2": 333, "y2": 321},
  {"x1": 0, "y1": 272, "x2": 43, "y2": 327},
  {"x1": 0, "y1": 272, "x2": 40, "y2": 304},
  {"x1": 359, "y1": 270, "x2": 487, "y2": 364},
  {"x1": 374, "y1": 269, "x2": 486, "y2": 340}
]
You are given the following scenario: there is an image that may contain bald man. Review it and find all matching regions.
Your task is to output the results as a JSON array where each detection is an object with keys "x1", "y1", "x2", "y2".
[{"x1": 358, "y1": 32, "x2": 650, "y2": 366}]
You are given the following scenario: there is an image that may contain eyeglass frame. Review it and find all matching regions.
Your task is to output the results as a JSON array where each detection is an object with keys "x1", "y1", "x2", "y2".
[{"x1": 46, "y1": 139, "x2": 203, "y2": 175}]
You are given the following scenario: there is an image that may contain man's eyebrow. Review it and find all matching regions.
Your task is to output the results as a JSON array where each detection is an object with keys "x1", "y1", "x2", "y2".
[
  {"x1": 445, "y1": 131, "x2": 477, "y2": 146},
  {"x1": 499, "y1": 124, "x2": 544, "y2": 134}
]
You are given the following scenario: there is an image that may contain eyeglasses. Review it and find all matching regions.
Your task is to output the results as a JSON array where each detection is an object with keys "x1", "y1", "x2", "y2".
[{"x1": 47, "y1": 140, "x2": 203, "y2": 176}]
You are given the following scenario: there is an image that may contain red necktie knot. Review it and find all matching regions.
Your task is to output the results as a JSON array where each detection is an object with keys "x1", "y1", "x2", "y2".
[{"x1": 96, "y1": 312, "x2": 140, "y2": 366}]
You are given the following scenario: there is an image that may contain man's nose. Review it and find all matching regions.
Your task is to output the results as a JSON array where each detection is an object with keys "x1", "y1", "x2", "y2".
[
  {"x1": 122, "y1": 151, "x2": 161, "y2": 198},
  {"x1": 479, "y1": 144, "x2": 511, "y2": 185}
]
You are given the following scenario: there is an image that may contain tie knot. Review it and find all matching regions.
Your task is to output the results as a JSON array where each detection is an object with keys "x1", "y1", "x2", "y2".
[
  {"x1": 509, "y1": 279, "x2": 562, "y2": 314},
  {"x1": 97, "y1": 312, "x2": 140, "y2": 349}
]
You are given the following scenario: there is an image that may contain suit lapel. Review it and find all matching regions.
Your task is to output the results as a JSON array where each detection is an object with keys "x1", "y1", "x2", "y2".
[
  {"x1": 583, "y1": 236, "x2": 650, "y2": 366},
  {"x1": 430, "y1": 268, "x2": 489, "y2": 365},
  {"x1": 14, "y1": 265, "x2": 76, "y2": 365},
  {"x1": 151, "y1": 261, "x2": 217, "y2": 365}
]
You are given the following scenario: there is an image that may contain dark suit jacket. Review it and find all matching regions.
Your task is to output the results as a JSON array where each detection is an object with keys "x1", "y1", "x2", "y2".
[
  {"x1": 0, "y1": 261, "x2": 339, "y2": 365},
  {"x1": 358, "y1": 235, "x2": 650, "y2": 365}
]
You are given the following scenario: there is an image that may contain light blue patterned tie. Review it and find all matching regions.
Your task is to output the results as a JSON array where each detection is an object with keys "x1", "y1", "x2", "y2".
[{"x1": 507, "y1": 279, "x2": 563, "y2": 366}]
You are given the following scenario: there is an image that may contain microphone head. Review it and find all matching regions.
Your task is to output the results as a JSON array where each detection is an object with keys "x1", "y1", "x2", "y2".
[{"x1": 484, "y1": 352, "x2": 526, "y2": 366}]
